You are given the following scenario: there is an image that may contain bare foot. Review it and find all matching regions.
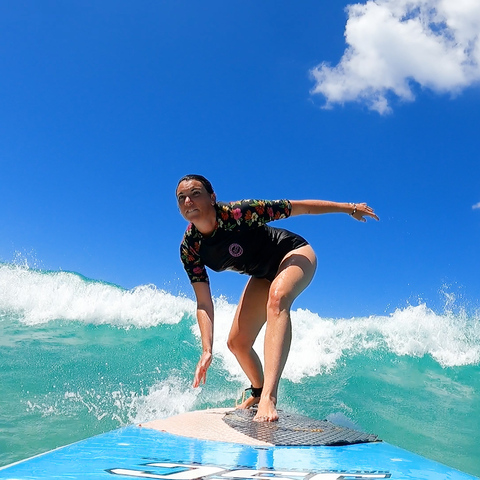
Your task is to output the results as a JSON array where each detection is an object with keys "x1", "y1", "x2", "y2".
[
  {"x1": 236, "y1": 395, "x2": 260, "y2": 410},
  {"x1": 253, "y1": 397, "x2": 278, "y2": 422}
]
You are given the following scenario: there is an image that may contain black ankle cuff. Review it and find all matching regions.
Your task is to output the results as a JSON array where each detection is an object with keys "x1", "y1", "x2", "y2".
[{"x1": 247, "y1": 385, "x2": 263, "y2": 398}]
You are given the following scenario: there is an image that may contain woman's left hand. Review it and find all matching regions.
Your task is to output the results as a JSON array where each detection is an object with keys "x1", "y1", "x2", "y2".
[
  {"x1": 193, "y1": 351, "x2": 213, "y2": 388},
  {"x1": 351, "y1": 203, "x2": 379, "y2": 222}
]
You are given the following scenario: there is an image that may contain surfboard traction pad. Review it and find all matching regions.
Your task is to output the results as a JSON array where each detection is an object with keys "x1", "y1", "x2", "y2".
[{"x1": 223, "y1": 409, "x2": 379, "y2": 446}]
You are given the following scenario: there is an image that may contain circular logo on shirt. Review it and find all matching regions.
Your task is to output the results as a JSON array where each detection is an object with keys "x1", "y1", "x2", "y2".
[{"x1": 229, "y1": 243, "x2": 244, "y2": 257}]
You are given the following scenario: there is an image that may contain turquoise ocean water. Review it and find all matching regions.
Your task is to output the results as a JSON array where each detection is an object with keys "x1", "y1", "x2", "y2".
[{"x1": 1, "y1": 263, "x2": 479, "y2": 477}]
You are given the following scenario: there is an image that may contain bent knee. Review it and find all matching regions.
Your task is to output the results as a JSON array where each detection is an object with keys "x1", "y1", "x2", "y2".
[
  {"x1": 226, "y1": 336, "x2": 237, "y2": 354},
  {"x1": 227, "y1": 334, "x2": 253, "y2": 355},
  {"x1": 266, "y1": 290, "x2": 291, "y2": 317}
]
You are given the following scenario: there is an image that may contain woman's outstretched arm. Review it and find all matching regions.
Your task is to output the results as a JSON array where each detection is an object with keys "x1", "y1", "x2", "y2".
[{"x1": 290, "y1": 200, "x2": 379, "y2": 222}]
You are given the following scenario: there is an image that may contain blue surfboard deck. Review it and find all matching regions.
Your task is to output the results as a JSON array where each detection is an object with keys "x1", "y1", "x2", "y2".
[{"x1": 0, "y1": 409, "x2": 478, "y2": 480}]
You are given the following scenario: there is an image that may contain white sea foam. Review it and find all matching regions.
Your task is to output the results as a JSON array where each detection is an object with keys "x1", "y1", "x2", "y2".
[
  {"x1": 380, "y1": 303, "x2": 480, "y2": 367},
  {"x1": 194, "y1": 298, "x2": 480, "y2": 382},
  {"x1": 131, "y1": 378, "x2": 200, "y2": 423},
  {"x1": 0, "y1": 263, "x2": 194, "y2": 327},
  {"x1": 25, "y1": 377, "x2": 199, "y2": 425}
]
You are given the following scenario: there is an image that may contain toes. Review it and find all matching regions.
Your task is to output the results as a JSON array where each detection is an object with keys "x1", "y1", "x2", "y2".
[{"x1": 253, "y1": 412, "x2": 279, "y2": 422}]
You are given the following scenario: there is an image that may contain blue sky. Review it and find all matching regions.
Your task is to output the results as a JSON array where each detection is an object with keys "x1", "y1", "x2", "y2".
[{"x1": 1, "y1": 0, "x2": 479, "y2": 317}]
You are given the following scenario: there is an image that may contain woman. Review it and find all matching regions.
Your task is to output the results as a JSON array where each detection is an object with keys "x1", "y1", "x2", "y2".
[{"x1": 177, "y1": 174, "x2": 378, "y2": 422}]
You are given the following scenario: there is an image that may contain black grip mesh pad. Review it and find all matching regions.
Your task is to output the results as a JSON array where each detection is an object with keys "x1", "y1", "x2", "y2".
[{"x1": 223, "y1": 409, "x2": 379, "y2": 446}]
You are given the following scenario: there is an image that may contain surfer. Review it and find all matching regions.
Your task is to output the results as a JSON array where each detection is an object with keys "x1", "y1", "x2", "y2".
[{"x1": 176, "y1": 174, "x2": 378, "y2": 422}]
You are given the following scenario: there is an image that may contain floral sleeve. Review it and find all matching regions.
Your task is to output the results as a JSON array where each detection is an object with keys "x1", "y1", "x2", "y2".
[
  {"x1": 180, "y1": 226, "x2": 209, "y2": 283},
  {"x1": 217, "y1": 199, "x2": 292, "y2": 229}
]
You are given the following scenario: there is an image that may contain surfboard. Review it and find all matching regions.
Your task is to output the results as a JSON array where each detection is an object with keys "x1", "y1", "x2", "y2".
[{"x1": 0, "y1": 408, "x2": 478, "y2": 479}]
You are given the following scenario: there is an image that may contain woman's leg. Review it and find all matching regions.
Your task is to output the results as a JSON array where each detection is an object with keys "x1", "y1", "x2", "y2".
[
  {"x1": 227, "y1": 277, "x2": 271, "y2": 408},
  {"x1": 255, "y1": 244, "x2": 317, "y2": 421}
]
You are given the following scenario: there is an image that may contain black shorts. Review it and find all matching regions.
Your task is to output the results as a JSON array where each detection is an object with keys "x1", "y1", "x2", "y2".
[{"x1": 252, "y1": 227, "x2": 309, "y2": 282}]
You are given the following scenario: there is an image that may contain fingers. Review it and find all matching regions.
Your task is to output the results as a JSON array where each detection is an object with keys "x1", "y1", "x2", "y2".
[
  {"x1": 193, "y1": 363, "x2": 207, "y2": 387},
  {"x1": 193, "y1": 370, "x2": 206, "y2": 388},
  {"x1": 192, "y1": 352, "x2": 212, "y2": 387},
  {"x1": 362, "y1": 203, "x2": 379, "y2": 221}
]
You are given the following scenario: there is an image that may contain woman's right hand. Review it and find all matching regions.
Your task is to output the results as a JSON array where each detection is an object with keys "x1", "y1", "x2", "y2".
[{"x1": 193, "y1": 351, "x2": 212, "y2": 387}]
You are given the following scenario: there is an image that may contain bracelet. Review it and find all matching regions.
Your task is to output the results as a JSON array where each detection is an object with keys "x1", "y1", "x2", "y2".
[{"x1": 351, "y1": 203, "x2": 357, "y2": 216}]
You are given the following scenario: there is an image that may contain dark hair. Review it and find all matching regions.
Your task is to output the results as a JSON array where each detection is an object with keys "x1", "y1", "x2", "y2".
[{"x1": 176, "y1": 174, "x2": 214, "y2": 195}]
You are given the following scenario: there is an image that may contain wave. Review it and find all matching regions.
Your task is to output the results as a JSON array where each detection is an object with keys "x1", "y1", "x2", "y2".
[
  {"x1": 284, "y1": 303, "x2": 480, "y2": 377},
  {"x1": 0, "y1": 263, "x2": 194, "y2": 327},
  {"x1": 1, "y1": 262, "x2": 479, "y2": 374}
]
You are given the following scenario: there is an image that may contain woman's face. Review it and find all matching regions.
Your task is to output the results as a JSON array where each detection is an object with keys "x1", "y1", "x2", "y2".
[{"x1": 176, "y1": 179, "x2": 216, "y2": 222}]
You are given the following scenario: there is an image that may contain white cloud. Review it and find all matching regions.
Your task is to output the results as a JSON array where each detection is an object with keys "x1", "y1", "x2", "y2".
[
  {"x1": 310, "y1": 0, "x2": 480, "y2": 114},
  {"x1": 473, "y1": 202, "x2": 480, "y2": 210}
]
